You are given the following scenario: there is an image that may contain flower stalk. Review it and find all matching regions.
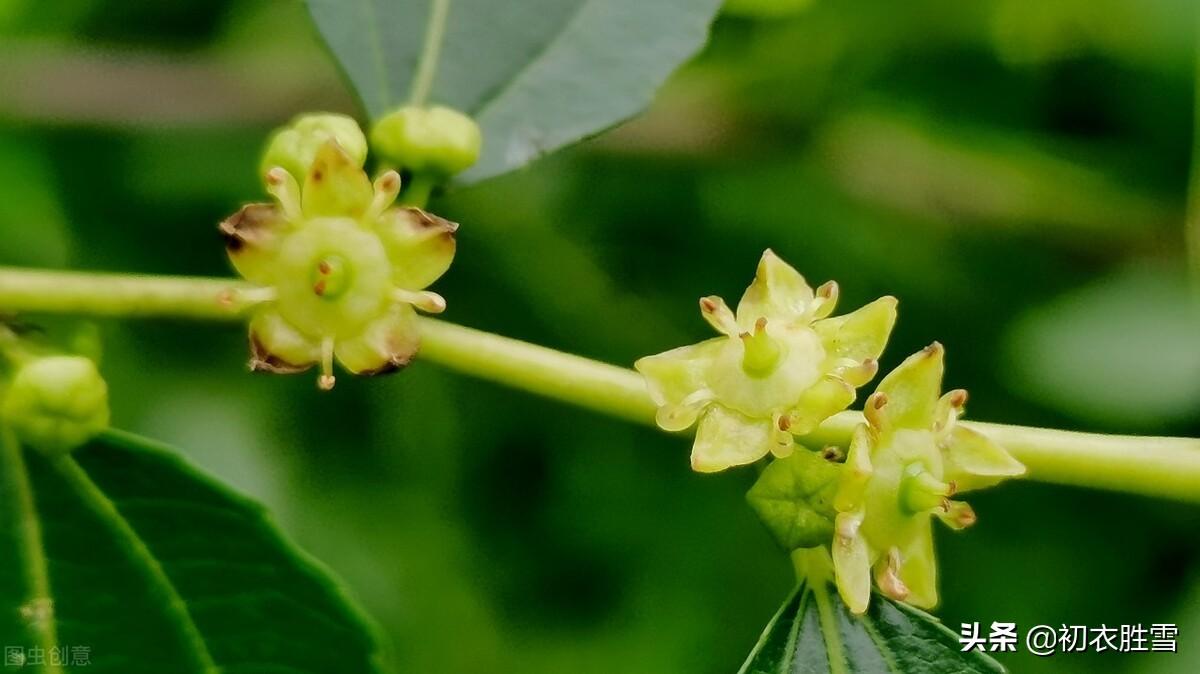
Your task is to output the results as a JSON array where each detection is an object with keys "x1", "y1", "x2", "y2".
[{"x1": 1, "y1": 267, "x2": 1200, "y2": 502}]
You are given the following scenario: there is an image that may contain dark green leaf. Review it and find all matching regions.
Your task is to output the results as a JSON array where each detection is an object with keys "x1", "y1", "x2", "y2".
[
  {"x1": 0, "y1": 428, "x2": 386, "y2": 673},
  {"x1": 304, "y1": 0, "x2": 723, "y2": 182},
  {"x1": 740, "y1": 580, "x2": 1006, "y2": 674}
]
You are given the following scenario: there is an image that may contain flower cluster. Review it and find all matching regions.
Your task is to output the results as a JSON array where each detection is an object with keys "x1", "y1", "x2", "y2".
[
  {"x1": 635, "y1": 250, "x2": 897, "y2": 472},
  {"x1": 830, "y1": 343, "x2": 1025, "y2": 613},
  {"x1": 221, "y1": 114, "x2": 458, "y2": 389}
]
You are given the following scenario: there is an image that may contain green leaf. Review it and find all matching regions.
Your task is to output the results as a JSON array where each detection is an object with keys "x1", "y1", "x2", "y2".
[
  {"x1": 1001, "y1": 266, "x2": 1200, "y2": 428},
  {"x1": 303, "y1": 0, "x2": 723, "y2": 183},
  {"x1": 0, "y1": 427, "x2": 386, "y2": 673},
  {"x1": 739, "y1": 580, "x2": 1006, "y2": 674}
]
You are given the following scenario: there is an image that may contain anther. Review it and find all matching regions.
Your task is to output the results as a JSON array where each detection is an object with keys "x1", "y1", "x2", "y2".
[
  {"x1": 875, "y1": 548, "x2": 910, "y2": 601},
  {"x1": 318, "y1": 337, "x2": 336, "y2": 390},
  {"x1": 365, "y1": 170, "x2": 402, "y2": 221},
  {"x1": 265, "y1": 167, "x2": 302, "y2": 221},
  {"x1": 810, "y1": 280, "x2": 839, "y2": 319},
  {"x1": 394, "y1": 289, "x2": 446, "y2": 314}
]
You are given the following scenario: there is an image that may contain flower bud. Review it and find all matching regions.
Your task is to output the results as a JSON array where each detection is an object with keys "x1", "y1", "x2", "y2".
[
  {"x1": 370, "y1": 105, "x2": 482, "y2": 178},
  {"x1": 2, "y1": 356, "x2": 109, "y2": 455},
  {"x1": 261, "y1": 113, "x2": 368, "y2": 184},
  {"x1": 746, "y1": 449, "x2": 841, "y2": 550}
]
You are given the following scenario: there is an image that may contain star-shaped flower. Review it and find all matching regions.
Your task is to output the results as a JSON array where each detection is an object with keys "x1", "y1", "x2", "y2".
[
  {"x1": 635, "y1": 250, "x2": 897, "y2": 472},
  {"x1": 831, "y1": 343, "x2": 1025, "y2": 614},
  {"x1": 221, "y1": 137, "x2": 456, "y2": 389}
]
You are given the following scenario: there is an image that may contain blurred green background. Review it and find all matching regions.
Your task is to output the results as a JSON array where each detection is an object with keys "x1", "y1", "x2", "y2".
[{"x1": 2, "y1": 0, "x2": 1200, "y2": 672}]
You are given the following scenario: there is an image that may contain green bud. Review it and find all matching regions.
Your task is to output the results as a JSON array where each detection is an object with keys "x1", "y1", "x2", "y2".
[
  {"x1": 261, "y1": 113, "x2": 368, "y2": 184},
  {"x1": 747, "y1": 449, "x2": 841, "y2": 550},
  {"x1": 2, "y1": 356, "x2": 109, "y2": 455},
  {"x1": 370, "y1": 105, "x2": 482, "y2": 178}
]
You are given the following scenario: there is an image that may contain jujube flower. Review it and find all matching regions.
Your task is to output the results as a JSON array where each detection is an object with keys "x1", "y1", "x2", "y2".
[
  {"x1": 636, "y1": 250, "x2": 897, "y2": 472},
  {"x1": 222, "y1": 116, "x2": 457, "y2": 389},
  {"x1": 830, "y1": 343, "x2": 1025, "y2": 614}
]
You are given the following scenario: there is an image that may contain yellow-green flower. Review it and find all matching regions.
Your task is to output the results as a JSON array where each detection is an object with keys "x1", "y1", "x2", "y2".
[
  {"x1": 831, "y1": 343, "x2": 1025, "y2": 614},
  {"x1": 222, "y1": 131, "x2": 456, "y2": 389},
  {"x1": 635, "y1": 250, "x2": 897, "y2": 472}
]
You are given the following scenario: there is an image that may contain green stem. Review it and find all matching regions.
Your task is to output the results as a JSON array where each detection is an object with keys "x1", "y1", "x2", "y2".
[
  {"x1": 399, "y1": 173, "x2": 437, "y2": 209},
  {"x1": 409, "y1": 0, "x2": 451, "y2": 106},
  {"x1": 1, "y1": 268, "x2": 1200, "y2": 503},
  {"x1": 0, "y1": 429, "x2": 62, "y2": 673},
  {"x1": 0, "y1": 268, "x2": 253, "y2": 320},
  {"x1": 805, "y1": 413, "x2": 1200, "y2": 503},
  {"x1": 416, "y1": 318, "x2": 656, "y2": 425}
]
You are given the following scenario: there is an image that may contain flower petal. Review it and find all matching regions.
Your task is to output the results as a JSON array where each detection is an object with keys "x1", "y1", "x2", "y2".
[
  {"x1": 690, "y1": 405, "x2": 773, "y2": 472},
  {"x1": 785, "y1": 375, "x2": 857, "y2": 436},
  {"x1": 248, "y1": 310, "x2": 320, "y2": 373},
  {"x1": 301, "y1": 140, "x2": 374, "y2": 218},
  {"x1": 735, "y1": 249, "x2": 814, "y2": 327},
  {"x1": 813, "y1": 296, "x2": 898, "y2": 363},
  {"x1": 635, "y1": 338, "x2": 723, "y2": 409},
  {"x1": 942, "y1": 426, "x2": 1025, "y2": 492},
  {"x1": 898, "y1": 525, "x2": 939, "y2": 609},
  {"x1": 874, "y1": 343, "x2": 945, "y2": 430},
  {"x1": 219, "y1": 203, "x2": 286, "y2": 284},
  {"x1": 334, "y1": 304, "x2": 421, "y2": 375},
  {"x1": 834, "y1": 424, "x2": 874, "y2": 512},
  {"x1": 832, "y1": 512, "x2": 872, "y2": 614},
  {"x1": 375, "y1": 207, "x2": 458, "y2": 290}
]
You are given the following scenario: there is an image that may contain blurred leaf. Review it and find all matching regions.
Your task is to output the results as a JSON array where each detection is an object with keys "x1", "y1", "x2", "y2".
[
  {"x1": 304, "y1": 0, "x2": 723, "y2": 183},
  {"x1": 723, "y1": 0, "x2": 813, "y2": 20},
  {"x1": 740, "y1": 580, "x2": 1005, "y2": 673},
  {"x1": 817, "y1": 109, "x2": 1175, "y2": 248},
  {"x1": 0, "y1": 428, "x2": 386, "y2": 673},
  {"x1": 1002, "y1": 266, "x2": 1200, "y2": 427}
]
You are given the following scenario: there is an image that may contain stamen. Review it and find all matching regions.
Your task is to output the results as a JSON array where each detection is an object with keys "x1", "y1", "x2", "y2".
[
  {"x1": 393, "y1": 289, "x2": 447, "y2": 314},
  {"x1": 875, "y1": 548, "x2": 910, "y2": 601},
  {"x1": 937, "y1": 500, "x2": 977, "y2": 530},
  {"x1": 933, "y1": 388, "x2": 968, "y2": 431},
  {"x1": 699, "y1": 296, "x2": 738, "y2": 335},
  {"x1": 365, "y1": 170, "x2": 402, "y2": 221},
  {"x1": 821, "y1": 446, "x2": 844, "y2": 461},
  {"x1": 770, "y1": 412, "x2": 795, "y2": 457},
  {"x1": 836, "y1": 512, "x2": 862, "y2": 540},
  {"x1": 839, "y1": 358, "x2": 879, "y2": 387},
  {"x1": 318, "y1": 337, "x2": 336, "y2": 390},
  {"x1": 655, "y1": 390, "x2": 714, "y2": 431},
  {"x1": 264, "y1": 167, "x2": 302, "y2": 221},
  {"x1": 863, "y1": 392, "x2": 889, "y2": 429},
  {"x1": 809, "y1": 280, "x2": 839, "y2": 320}
]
